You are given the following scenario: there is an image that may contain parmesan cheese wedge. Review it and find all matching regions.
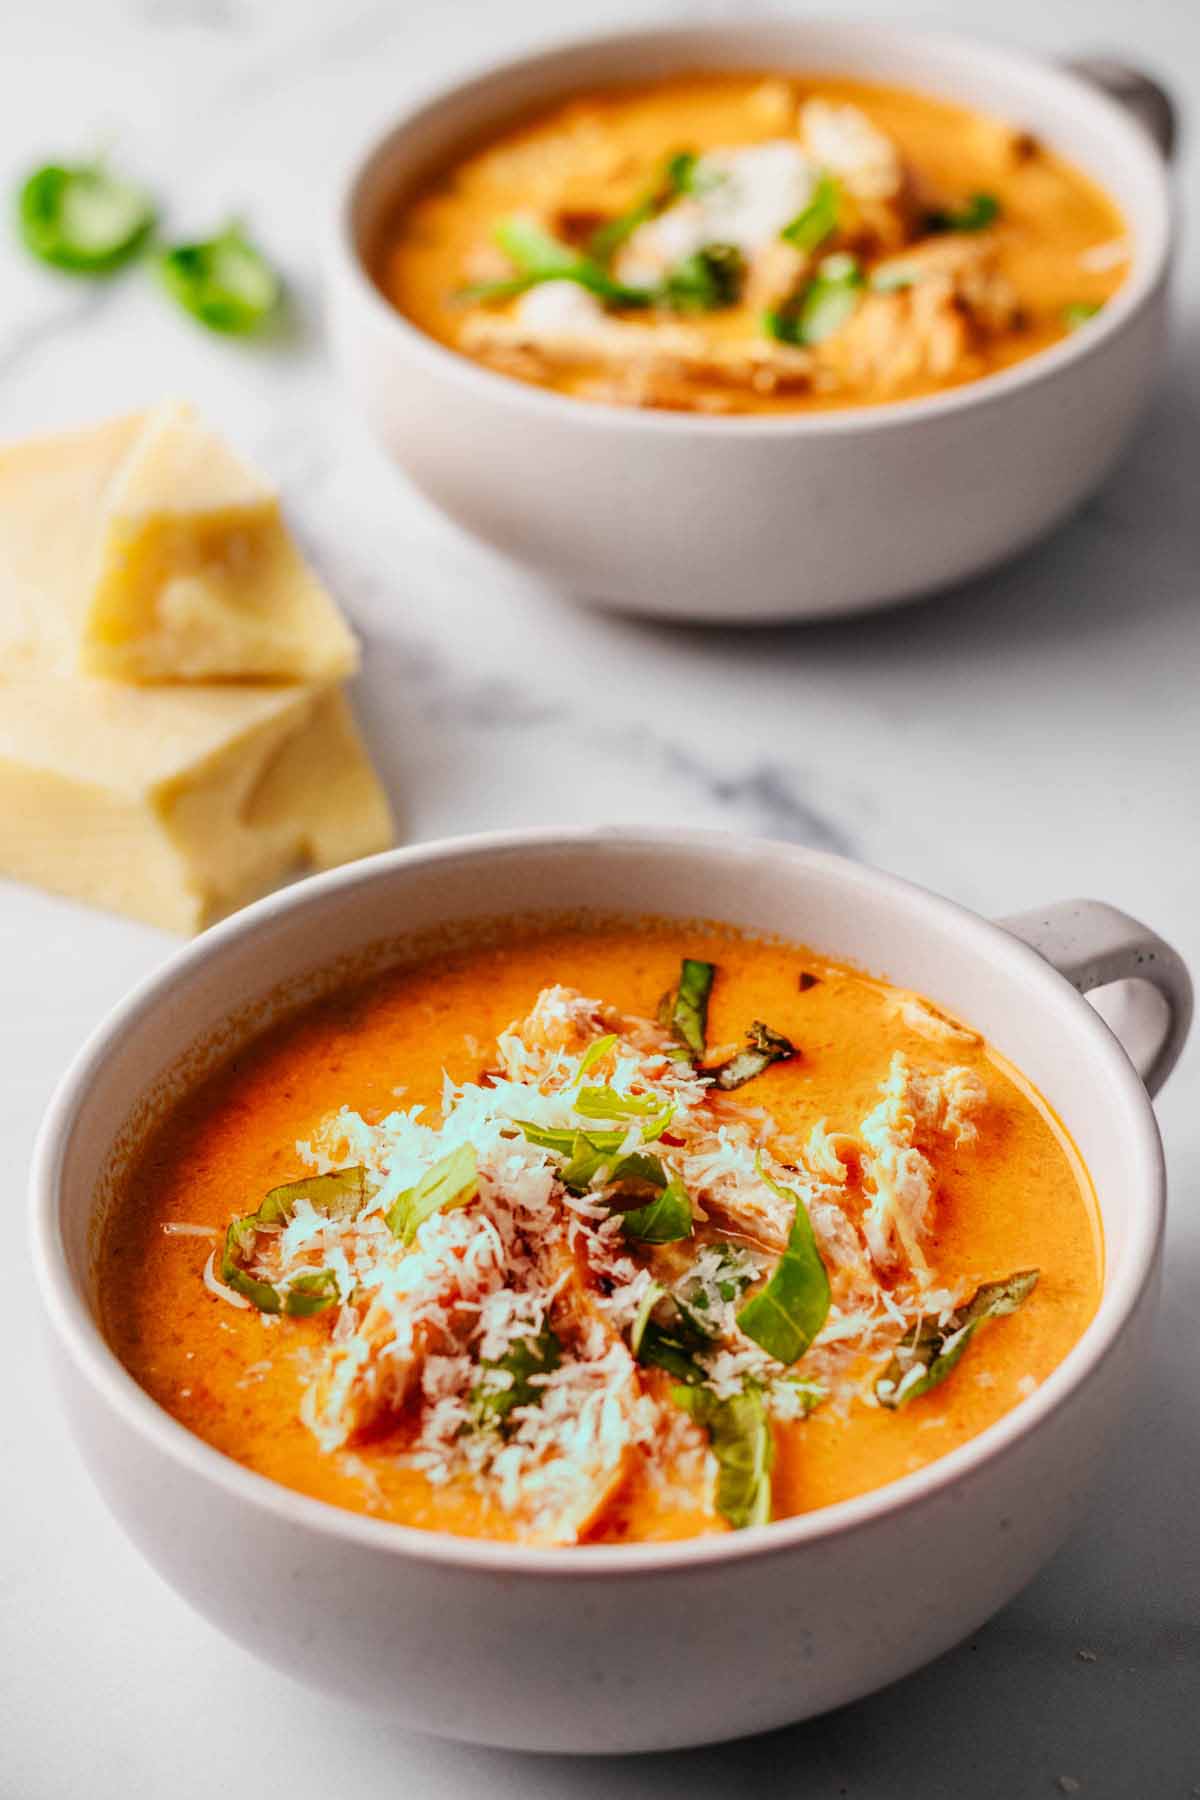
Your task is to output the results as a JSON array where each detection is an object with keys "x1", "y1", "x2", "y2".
[
  {"x1": 0, "y1": 674, "x2": 393, "y2": 933},
  {"x1": 0, "y1": 402, "x2": 359, "y2": 684}
]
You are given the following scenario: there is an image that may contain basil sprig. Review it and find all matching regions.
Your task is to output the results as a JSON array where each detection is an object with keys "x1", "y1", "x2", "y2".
[
  {"x1": 713, "y1": 1020, "x2": 798, "y2": 1090},
  {"x1": 385, "y1": 1142, "x2": 478, "y2": 1244},
  {"x1": 875, "y1": 1269, "x2": 1040, "y2": 1410},
  {"x1": 472, "y1": 1328, "x2": 562, "y2": 1427},
  {"x1": 781, "y1": 171, "x2": 841, "y2": 252},
  {"x1": 766, "y1": 252, "x2": 864, "y2": 347},
  {"x1": 222, "y1": 1165, "x2": 372, "y2": 1316},
  {"x1": 676, "y1": 1382, "x2": 774, "y2": 1530},
  {"x1": 924, "y1": 192, "x2": 1000, "y2": 234},
  {"x1": 660, "y1": 957, "x2": 715, "y2": 1059},
  {"x1": 159, "y1": 221, "x2": 280, "y2": 334},
  {"x1": 735, "y1": 1166, "x2": 831, "y2": 1364}
]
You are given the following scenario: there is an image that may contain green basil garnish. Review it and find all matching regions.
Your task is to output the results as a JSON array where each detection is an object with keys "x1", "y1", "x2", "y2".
[
  {"x1": 781, "y1": 171, "x2": 840, "y2": 252},
  {"x1": 766, "y1": 252, "x2": 864, "y2": 347},
  {"x1": 736, "y1": 1166, "x2": 830, "y2": 1364},
  {"x1": 675, "y1": 1382, "x2": 774, "y2": 1530},
  {"x1": 472, "y1": 1328, "x2": 562, "y2": 1427},
  {"x1": 621, "y1": 1177, "x2": 694, "y2": 1244},
  {"x1": 517, "y1": 1120, "x2": 626, "y2": 1157},
  {"x1": 925, "y1": 193, "x2": 1001, "y2": 234},
  {"x1": 385, "y1": 1142, "x2": 478, "y2": 1244},
  {"x1": 17, "y1": 160, "x2": 155, "y2": 274},
  {"x1": 576, "y1": 1033, "x2": 619, "y2": 1078},
  {"x1": 1063, "y1": 300, "x2": 1103, "y2": 330},
  {"x1": 587, "y1": 148, "x2": 700, "y2": 265},
  {"x1": 574, "y1": 1085, "x2": 676, "y2": 1141},
  {"x1": 660, "y1": 957, "x2": 715, "y2": 1059},
  {"x1": 159, "y1": 221, "x2": 280, "y2": 334},
  {"x1": 875, "y1": 1269, "x2": 1039, "y2": 1409},
  {"x1": 713, "y1": 1020, "x2": 798, "y2": 1090},
  {"x1": 463, "y1": 215, "x2": 653, "y2": 308},
  {"x1": 221, "y1": 1165, "x2": 372, "y2": 1315},
  {"x1": 659, "y1": 242, "x2": 745, "y2": 312}
]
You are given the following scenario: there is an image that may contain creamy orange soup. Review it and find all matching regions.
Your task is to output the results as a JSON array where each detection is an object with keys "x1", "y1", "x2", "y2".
[
  {"x1": 103, "y1": 921, "x2": 1101, "y2": 1544},
  {"x1": 379, "y1": 73, "x2": 1127, "y2": 414}
]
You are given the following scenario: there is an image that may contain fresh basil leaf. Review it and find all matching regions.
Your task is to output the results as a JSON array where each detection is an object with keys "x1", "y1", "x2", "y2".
[
  {"x1": 632, "y1": 1288, "x2": 710, "y2": 1384},
  {"x1": 630, "y1": 1281, "x2": 667, "y2": 1357},
  {"x1": 875, "y1": 1269, "x2": 1039, "y2": 1409},
  {"x1": 159, "y1": 221, "x2": 280, "y2": 334},
  {"x1": 660, "y1": 958, "x2": 714, "y2": 1058},
  {"x1": 558, "y1": 1130, "x2": 666, "y2": 1196},
  {"x1": 621, "y1": 1177, "x2": 693, "y2": 1244},
  {"x1": 1063, "y1": 300, "x2": 1103, "y2": 330},
  {"x1": 576, "y1": 1032, "x2": 619, "y2": 1079},
  {"x1": 17, "y1": 160, "x2": 155, "y2": 274},
  {"x1": 782, "y1": 171, "x2": 840, "y2": 252},
  {"x1": 713, "y1": 1020, "x2": 798, "y2": 1090},
  {"x1": 222, "y1": 1165, "x2": 371, "y2": 1314},
  {"x1": 736, "y1": 1166, "x2": 830, "y2": 1364},
  {"x1": 517, "y1": 1120, "x2": 626, "y2": 1158},
  {"x1": 658, "y1": 243, "x2": 744, "y2": 312},
  {"x1": 925, "y1": 192, "x2": 1000, "y2": 234},
  {"x1": 587, "y1": 148, "x2": 700, "y2": 265},
  {"x1": 385, "y1": 1142, "x2": 478, "y2": 1244},
  {"x1": 283, "y1": 1269, "x2": 341, "y2": 1318},
  {"x1": 472, "y1": 1328, "x2": 562, "y2": 1427},
  {"x1": 675, "y1": 1382, "x2": 774, "y2": 1529}
]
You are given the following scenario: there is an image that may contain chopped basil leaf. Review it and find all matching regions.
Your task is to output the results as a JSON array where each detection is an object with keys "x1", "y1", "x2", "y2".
[
  {"x1": 782, "y1": 171, "x2": 840, "y2": 252},
  {"x1": 765, "y1": 253, "x2": 864, "y2": 347},
  {"x1": 18, "y1": 160, "x2": 155, "y2": 274},
  {"x1": 736, "y1": 1165, "x2": 831, "y2": 1364},
  {"x1": 517, "y1": 1120, "x2": 626, "y2": 1158},
  {"x1": 576, "y1": 1032, "x2": 619, "y2": 1079},
  {"x1": 472, "y1": 1328, "x2": 562, "y2": 1427},
  {"x1": 559, "y1": 1130, "x2": 666, "y2": 1196},
  {"x1": 575, "y1": 1085, "x2": 676, "y2": 1142},
  {"x1": 587, "y1": 148, "x2": 699, "y2": 264},
  {"x1": 222, "y1": 1165, "x2": 371, "y2": 1314},
  {"x1": 630, "y1": 1281, "x2": 667, "y2": 1357},
  {"x1": 632, "y1": 1287, "x2": 710, "y2": 1384},
  {"x1": 658, "y1": 242, "x2": 744, "y2": 312},
  {"x1": 875, "y1": 1269, "x2": 1040, "y2": 1410},
  {"x1": 621, "y1": 1177, "x2": 694, "y2": 1244},
  {"x1": 713, "y1": 1020, "x2": 798, "y2": 1090},
  {"x1": 660, "y1": 957, "x2": 714, "y2": 1059},
  {"x1": 159, "y1": 221, "x2": 280, "y2": 334},
  {"x1": 465, "y1": 215, "x2": 653, "y2": 308},
  {"x1": 1063, "y1": 300, "x2": 1103, "y2": 330},
  {"x1": 675, "y1": 1382, "x2": 774, "y2": 1529},
  {"x1": 925, "y1": 193, "x2": 1000, "y2": 234},
  {"x1": 385, "y1": 1142, "x2": 478, "y2": 1244},
  {"x1": 284, "y1": 1269, "x2": 341, "y2": 1318}
]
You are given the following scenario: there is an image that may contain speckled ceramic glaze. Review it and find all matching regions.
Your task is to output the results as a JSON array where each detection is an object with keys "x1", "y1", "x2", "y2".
[
  {"x1": 325, "y1": 23, "x2": 1174, "y2": 622},
  {"x1": 30, "y1": 831, "x2": 1190, "y2": 1750}
]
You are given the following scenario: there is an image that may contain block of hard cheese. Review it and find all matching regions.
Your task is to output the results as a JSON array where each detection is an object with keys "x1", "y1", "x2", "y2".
[
  {"x1": 0, "y1": 402, "x2": 359, "y2": 684},
  {"x1": 0, "y1": 675, "x2": 393, "y2": 933}
]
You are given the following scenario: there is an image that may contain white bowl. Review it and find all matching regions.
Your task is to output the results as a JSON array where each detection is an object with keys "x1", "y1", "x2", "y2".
[
  {"x1": 325, "y1": 23, "x2": 1175, "y2": 623},
  {"x1": 30, "y1": 830, "x2": 1191, "y2": 1751}
]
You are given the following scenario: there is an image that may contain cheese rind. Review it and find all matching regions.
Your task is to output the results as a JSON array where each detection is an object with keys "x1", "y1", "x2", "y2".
[
  {"x1": 0, "y1": 402, "x2": 359, "y2": 685},
  {"x1": 0, "y1": 675, "x2": 393, "y2": 933}
]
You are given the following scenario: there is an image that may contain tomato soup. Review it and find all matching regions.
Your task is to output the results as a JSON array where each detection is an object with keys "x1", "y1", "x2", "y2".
[
  {"x1": 102, "y1": 920, "x2": 1101, "y2": 1544},
  {"x1": 377, "y1": 74, "x2": 1127, "y2": 414}
]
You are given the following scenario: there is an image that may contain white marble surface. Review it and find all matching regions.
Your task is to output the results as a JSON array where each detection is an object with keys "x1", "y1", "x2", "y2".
[{"x1": 3, "y1": 0, "x2": 1199, "y2": 1794}]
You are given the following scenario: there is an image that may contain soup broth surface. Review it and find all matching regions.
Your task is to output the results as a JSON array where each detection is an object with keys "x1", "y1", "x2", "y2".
[{"x1": 103, "y1": 920, "x2": 1101, "y2": 1544}]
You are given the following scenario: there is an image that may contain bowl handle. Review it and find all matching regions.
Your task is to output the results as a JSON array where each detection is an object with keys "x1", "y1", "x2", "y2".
[
  {"x1": 999, "y1": 900, "x2": 1192, "y2": 1097},
  {"x1": 1063, "y1": 56, "x2": 1178, "y2": 159}
]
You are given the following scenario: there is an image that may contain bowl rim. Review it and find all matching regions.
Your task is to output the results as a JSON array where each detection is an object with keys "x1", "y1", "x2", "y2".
[
  {"x1": 328, "y1": 16, "x2": 1174, "y2": 440},
  {"x1": 29, "y1": 826, "x2": 1167, "y2": 1578}
]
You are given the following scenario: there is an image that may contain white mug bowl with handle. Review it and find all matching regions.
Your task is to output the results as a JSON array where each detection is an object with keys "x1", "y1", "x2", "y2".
[
  {"x1": 30, "y1": 829, "x2": 1190, "y2": 1751},
  {"x1": 325, "y1": 23, "x2": 1175, "y2": 623}
]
